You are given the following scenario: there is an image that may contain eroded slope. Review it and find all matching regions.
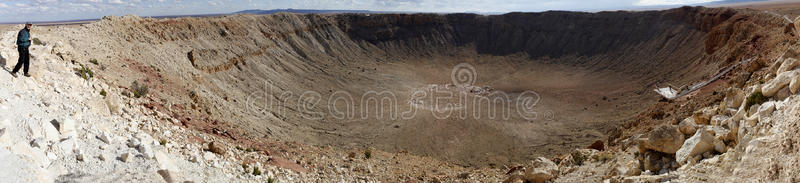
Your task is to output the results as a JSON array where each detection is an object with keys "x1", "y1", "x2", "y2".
[{"x1": 42, "y1": 6, "x2": 789, "y2": 167}]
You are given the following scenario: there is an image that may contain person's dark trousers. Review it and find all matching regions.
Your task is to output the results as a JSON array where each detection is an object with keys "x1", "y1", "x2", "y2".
[{"x1": 12, "y1": 47, "x2": 29, "y2": 75}]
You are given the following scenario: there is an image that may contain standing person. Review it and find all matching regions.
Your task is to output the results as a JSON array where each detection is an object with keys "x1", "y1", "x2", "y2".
[{"x1": 11, "y1": 22, "x2": 32, "y2": 77}]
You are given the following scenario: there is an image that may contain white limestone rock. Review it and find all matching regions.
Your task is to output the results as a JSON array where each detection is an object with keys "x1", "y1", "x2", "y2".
[{"x1": 676, "y1": 129, "x2": 715, "y2": 165}]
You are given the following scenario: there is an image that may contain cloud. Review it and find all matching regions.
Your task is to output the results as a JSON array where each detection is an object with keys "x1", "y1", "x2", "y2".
[
  {"x1": 634, "y1": 0, "x2": 723, "y2": 6},
  {"x1": 208, "y1": 0, "x2": 222, "y2": 6}
]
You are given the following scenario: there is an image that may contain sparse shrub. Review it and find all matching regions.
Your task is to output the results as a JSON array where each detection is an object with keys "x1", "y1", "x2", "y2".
[
  {"x1": 241, "y1": 163, "x2": 249, "y2": 173},
  {"x1": 252, "y1": 166, "x2": 262, "y2": 176},
  {"x1": 132, "y1": 81, "x2": 149, "y2": 98},
  {"x1": 159, "y1": 139, "x2": 167, "y2": 146},
  {"x1": 100, "y1": 89, "x2": 107, "y2": 97},
  {"x1": 364, "y1": 149, "x2": 372, "y2": 159},
  {"x1": 32, "y1": 38, "x2": 42, "y2": 45},
  {"x1": 236, "y1": 146, "x2": 244, "y2": 151},
  {"x1": 571, "y1": 151, "x2": 586, "y2": 166},
  {"x1": 745, "y1": 91, "x2": 767, "y2": 111},
  {"x1": 267, "y1": 177, "x2": 275, "y2": 183},
  {"x1": 592, "y1": 151, "x2": 614, "y2": 163},
  {"x1": 246, "y1": 148, "x2": 253, "y2": 153},
  {"x1": 75, "y1": 65, "x2": 94, "y2": 80},
  {"x1": 89, "y1": 58, "x2": 99, "y2": 65}
]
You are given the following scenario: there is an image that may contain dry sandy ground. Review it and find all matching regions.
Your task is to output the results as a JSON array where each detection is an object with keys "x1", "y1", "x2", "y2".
[{"x1": 716, "y1": 0, "x2": 800, "y2": 17}]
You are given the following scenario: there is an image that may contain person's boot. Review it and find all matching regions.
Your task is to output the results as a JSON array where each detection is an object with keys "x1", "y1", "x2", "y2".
[
  {"x1": 23, "y1": 73, "x2": 30, "y2": 77},
  {"x1": 10, "y1": 72, "x2": 17, "y2": 78}
]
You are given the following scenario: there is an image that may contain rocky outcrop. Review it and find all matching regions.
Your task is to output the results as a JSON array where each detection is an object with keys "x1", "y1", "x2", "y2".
[
  {"x1": 762, "y1": 70, "x2": 799, "y2": 97},
  {"x1": 679, "y1": 118, "x2": 699, "y2": 136},
  {"x1": 639, "y1": 125, "x2": 685, "y2": 154},
  {"x1": 524, "y1": 157, "x2": 559, "y2": 183},
  {"x1": 676, "y1": 129, "x2": 715, "y2": 165}
]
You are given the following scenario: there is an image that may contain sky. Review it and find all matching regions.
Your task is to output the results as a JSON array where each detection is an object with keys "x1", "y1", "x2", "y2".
[{"x1": 0, "y1": 0, "x2": 755, "y2": 22}]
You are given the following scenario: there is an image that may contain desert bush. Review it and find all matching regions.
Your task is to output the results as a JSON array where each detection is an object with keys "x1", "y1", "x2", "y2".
[
  {"x1": 364, "y1": 149, "x2": 372, "y2": 159},
  {"x1": 132, "y1": 81, "x2": 149, "y2": 98},
  {"x1": 241, "y1": 163, "x2": 249, "y2": 173},
  {"x1": 32, "y1": 38, "x2": 42, "y2": 45},
  {"x1": 75, "y1": 65, "x2": 94, "y2": 80},
  {"x1": 745, "y1": 91, "x2": 767, "y2": 111},
  {"x1": 571, "y1": 151, "x2": 586, "y2": 166},
  {"x1": 89, "y1": 58, "x2": 99, "y2": 65},
  {"x1": 592, "y1": 151, "x2": 614, "y2": 163},
  {"x1": 252, "y1": 166, "x2": 261, "y2": 176},
  {"x1": 100, "y1": 89, "x2": 107, "y2": 97}
]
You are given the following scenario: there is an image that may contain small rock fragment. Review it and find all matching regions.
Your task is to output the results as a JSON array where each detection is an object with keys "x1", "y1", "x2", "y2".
[
  {"x1": 208, "y1": 141, "x2": 226, "y2": 155},
  {"x1": 98, "y1": 132, "x2": 112, "y2": 144},
  {"x1": 121, "y1": 153, "x2": 131, "y2": 162},
  {"x1": 693, "y1": 107, "x2": 714, "y2": 125},
  {"x1": 678, "y1": 118, "x2": 698, "y2": 136}
]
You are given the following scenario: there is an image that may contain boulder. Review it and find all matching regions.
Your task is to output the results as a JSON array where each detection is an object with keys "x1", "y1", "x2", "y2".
[
  {"x1": 678, "y1": 118, "x2": 698, "y2": 136},
  {"x1": 59, "y1": 137, "x2": 77, "y2": 154},
  {"x1": 58, "y1": 118, "x2": 76, "y2": 139},
  {"x1": 705, "y1": 126, "x2": 735, "y2": 144},
  {"x1": 747, "y1": 103, "x2": 760, "y2": 117},
  {"x1": 762, "y1": 70, "x2": 798, "y2": 97},
  {"x1": 757, "y1": 101, "x2": 776, "y2": 124},
  {"x1": 710, "y1": 115, "x2": 729, "y2": 126},
  {"x1": 725, "y1": 89, "x2": 745, "y2": 108},
  {"x1": 640, "y1": 151, "x2": 668, "y2": 172},
  {"x1": 0, "y1": 148, "x2": 53, "y2": 183},
  {"x1": 127, "y1": 138, "x2": 141, "y2": 148},
  {"x1": 43, "y1": 120, "x2": 59, "y2": 142},
  {"x1": 157, "y1": 170, "x2": 176, "y2": 183},
  {"x1": 774, "y1": 87, "x2": 791, "y2": 101},
  {"x1": 757, "y1": 101, "x2": 775, "y2": 116},
  {"x1": 120, "y1": 152, "x2": 132, "y2": 162},
  {"x1": 692, "y1": 107, "x2": 714, "y2": 125},
  {"x1": 613, "y1": 159, "x2": 641, "y2": 176},
  {"x1": 97, "y1": 132, "x2": 112, "y2": 144},
  {"x1": 524, "y1": 157, "x2": 559, "y2": 183},
  {"x1": 138, "y1": 144, "x2": 154, "y2": 159},
  {"x1": 777, "y1": 58, "x2": 799, "y2": 74},
  {"x1": 744, "y1": 112, "x2": 759, "y2": 127},
  {"x1": 726, "y1": 119, "x2": 740, "y2": 142},
  {"x1": 155, "y1": 150, "x2": 180, "y2": 183},
  {"x1": 638, "y1": 125, "x2": 685, "y2": 154},
  {"x1": 713, "y1": 139, "x2": 727, "y2": 153},
  {"x1": 105, "y1": 92, "x2": 122, "y2": 114},
  {"x1": 622, "y1": 174, "x2": 675, "y2": 183},
  {"x1": 676, "y1": 129, "x2": 715, "y2": 165},
  {"x1": 76, "y1": 149, "x2": 85, "y2": 161},
  {"x1": 30, "y1": 138, "x2": 46, "y2": 149},
  {"x1": 208, "y1": 141, "x2": 226, "y2": 155},
  {"x1": 731, "y1": 72, "x2": 751, "y2": 88},
  {"x1": 503, "y1": 175, "x2": 526, "y2": 183},
  {"x1": 790, "y1": 75, "x2": 800, "y2": 94}
]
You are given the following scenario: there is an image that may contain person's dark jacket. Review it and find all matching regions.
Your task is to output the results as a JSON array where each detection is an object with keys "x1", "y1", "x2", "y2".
[{"x1": 17, "y1": 28, "x2": 30, "y2": 48}]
